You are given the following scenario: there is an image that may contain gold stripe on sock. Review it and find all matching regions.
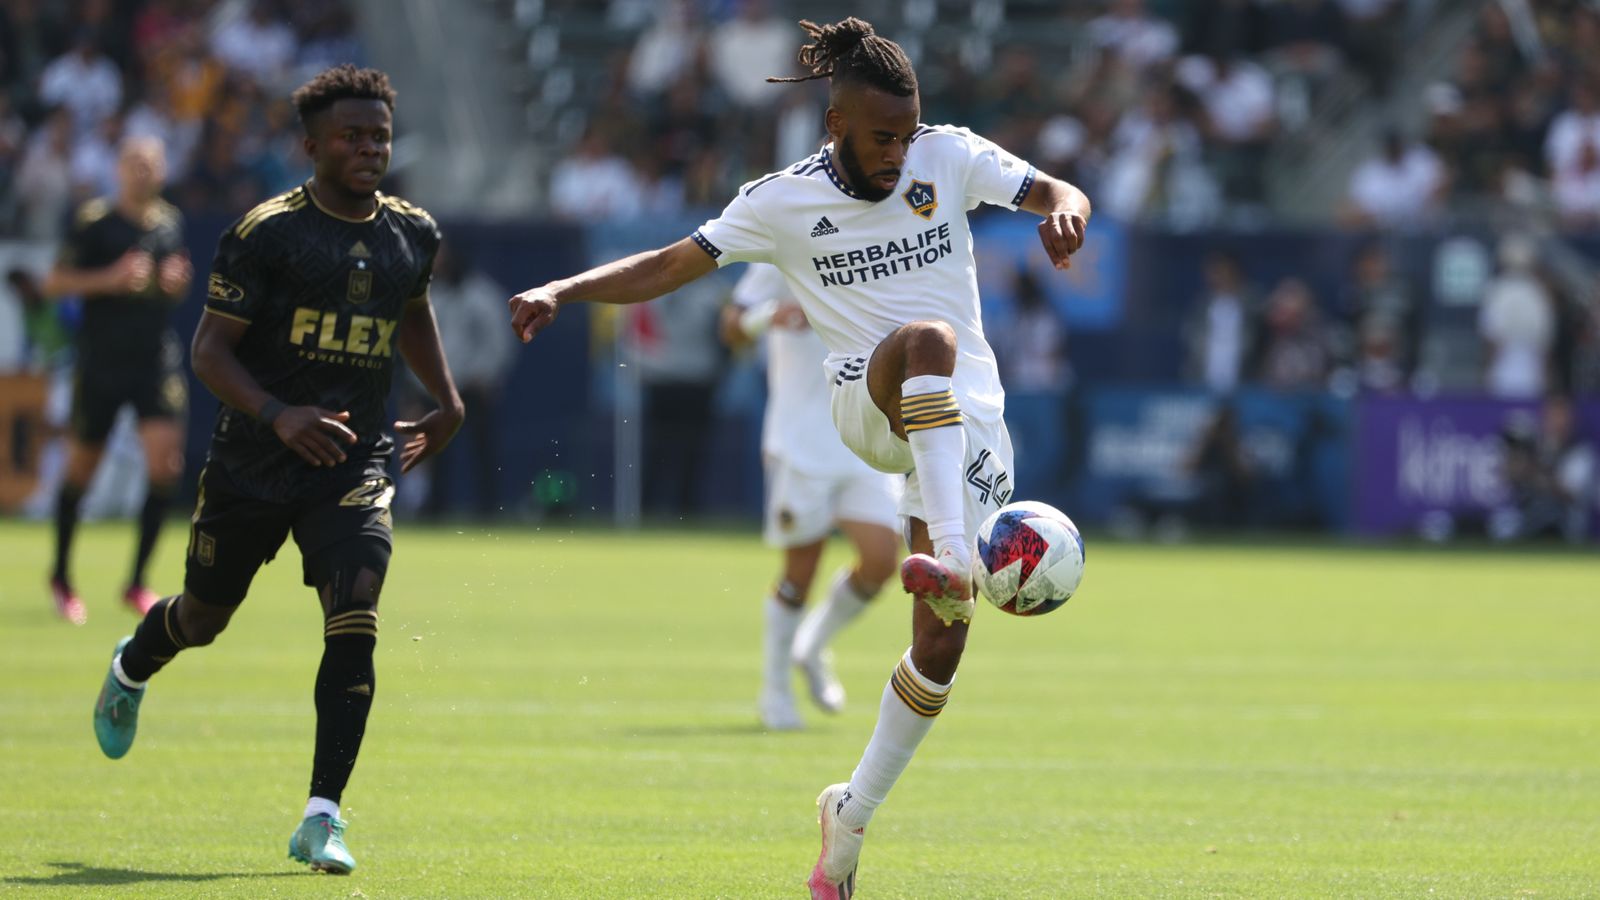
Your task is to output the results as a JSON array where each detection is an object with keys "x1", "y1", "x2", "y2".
[
  {"x1": 890, "y1": 661, "x2": 948, "y2": 717},
  {"x1": 162, "y1": 598, "x2": 188, "y2": 649},
  {"x1": 892, "y1": 659, "x2": 949, "y2": 705},
  {"x1": 903, "y1": 412, "x2": 964, "y2": 432},
  {"x1": 324, "y1": 626, "x2": 379, "y2": 638}
]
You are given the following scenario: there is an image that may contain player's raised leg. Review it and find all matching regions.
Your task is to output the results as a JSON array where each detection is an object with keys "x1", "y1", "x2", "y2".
[
  {"x1": 865, "y1": 320, "x2": 974, "y2": 625},
  {"x1": 792, "y1": 519, "x2": 897, "y2": 714},
  {"x1": 95, "y1": 590, "x2": 236, "y2": 758}
]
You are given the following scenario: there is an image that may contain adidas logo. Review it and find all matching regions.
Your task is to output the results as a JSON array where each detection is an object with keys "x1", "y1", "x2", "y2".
[
  {"x1": 810, "y1": 216, "x2": 839, "y2": 237},
  {"x1": 346, "y1": 683, "x2": 372, "y2": 696},
  {"x1": 348, "y1": 240, "x2": 371, "y2": 259}
]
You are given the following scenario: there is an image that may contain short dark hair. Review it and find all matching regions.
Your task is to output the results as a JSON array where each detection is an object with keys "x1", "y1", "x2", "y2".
[
  {"x1": 290, "y1": 64, "x2": 396, "y2": 133},
  {"x1": 767, "y1": 17, "x2": 917, "y2": 97}
]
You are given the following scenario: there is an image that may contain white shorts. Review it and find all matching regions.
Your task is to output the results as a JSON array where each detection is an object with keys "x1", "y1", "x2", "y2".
[
  {"x1": 829, "y1": 366, "x2": 1015, "y2": 539},
  {"x1": 763, "y1": 456, "x2": 903, "y2": 548}
]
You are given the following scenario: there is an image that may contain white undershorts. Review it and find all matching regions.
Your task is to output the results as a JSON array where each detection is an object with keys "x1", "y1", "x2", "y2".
[{"x1": 828, "y1": 358, "x2": 1015, "y2": 539}]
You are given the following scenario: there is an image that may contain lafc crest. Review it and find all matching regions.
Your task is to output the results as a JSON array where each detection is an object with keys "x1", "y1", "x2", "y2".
[
  {"x1": 903, "y1": 180, "x2": 937, "y2": 219},
  {"x1": 347, "y1": 269, "x2": 372, "y2": 304}
]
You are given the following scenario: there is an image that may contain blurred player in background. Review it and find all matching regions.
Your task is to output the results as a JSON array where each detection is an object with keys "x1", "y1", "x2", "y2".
[
  {"x1": 90, "y1": 65, "x2": 464, "y2": 874},
  {"x1": 44, "y1": 136, "x2": 192, "y2": 625},
  {"x1": 510, "y1": 17, "x2": 1089, "y2": 897},
  {"x1": 722, "y1": 262, "x2": 901, "y2": 732}
]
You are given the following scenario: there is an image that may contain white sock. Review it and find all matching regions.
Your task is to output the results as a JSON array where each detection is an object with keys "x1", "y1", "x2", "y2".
[
  {"x1": 111, "y1": 654, "x2": 145, "y2": 691},
  {"x1": 792, "y1": 569, "x2": 872, "y2": 663},
  {"x1": 304, "y1": 797, "x2": 340, "y2": 820},
  {"x1": 900, "y1": 375, "x2": 968, "y2": 562},
  {"x1": 836, "y1": 648, "x2": 953, "y2": 829},
  {"x1": 763, "y1": 594, "x2": 803, "y2": 699}
]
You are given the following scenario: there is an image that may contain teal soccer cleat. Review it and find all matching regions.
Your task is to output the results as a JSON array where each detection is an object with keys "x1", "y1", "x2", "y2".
[
  {"x1": 289, "y1": 814, "x2": 357, "y2": 874},
  {"x1": 93, "y1": 637, "x2": 143, "y2": 759}
]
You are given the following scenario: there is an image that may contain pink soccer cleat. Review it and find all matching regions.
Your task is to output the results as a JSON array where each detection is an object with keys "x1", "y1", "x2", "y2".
[{"x1": 51, "y1": 578, "x2": 87, "y2": 626}]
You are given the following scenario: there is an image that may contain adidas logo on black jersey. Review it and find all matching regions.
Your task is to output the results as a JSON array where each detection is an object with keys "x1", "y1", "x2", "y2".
[{"x1": 810, "y1": 216, "x2": 839, "y2": 237}]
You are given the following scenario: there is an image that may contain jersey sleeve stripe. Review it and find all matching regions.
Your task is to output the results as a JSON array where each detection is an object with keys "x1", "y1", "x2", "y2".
[
  {"x1": 743, "y1": 172, "x2": 783, "y2": 196},
  {"x1": 202, "y1": 307, "x2": 252, "y2": 325},
  {"x1": 690, "y1": 229, "x2": 722, "y2": 260},
  {"x1": 1010, "y1": 165, "x2": 1038, "y2": 208}
]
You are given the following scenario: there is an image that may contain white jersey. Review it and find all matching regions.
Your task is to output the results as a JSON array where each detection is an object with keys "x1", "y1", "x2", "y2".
[
  {"x1": 732, "y1": 262, "x2": 864, "y2": 477},
  {"x1": 693, "y1": 125, "x2": 1037, "y2": 424}
]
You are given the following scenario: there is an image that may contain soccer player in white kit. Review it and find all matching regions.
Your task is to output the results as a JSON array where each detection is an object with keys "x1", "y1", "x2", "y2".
[
  {"x1": 722, "y1": 262, "x2": 903, "y2": 732},
  {"x1": 509, "y1": 17, "x2": 1089, "y2": 898}
]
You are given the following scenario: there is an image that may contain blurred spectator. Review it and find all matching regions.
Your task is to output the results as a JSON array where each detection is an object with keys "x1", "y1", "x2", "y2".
[
  {"x1": 211, "y1": 1, "x2": 298, "y2": 85},
  {"x1": 1492, "y1": 395, "x2": 1596, "y2": 542},
  {"x1": 423, "y1": 243, "x2": 515, "y2": 519},
  {"x1": 1256, "y1": 277, "x2": 1331, "y2": 390},
  {"x1": 15, "y1": 107, "x2": 74, "y2": 239},
  {"x1": 1184, "y1": 251, "x2": 1258, "y2": 393},
  {"x1": 70, "y1": 112, "x2": 123, "y2": 201},
  {"x1": 1264, "y1": 0, "x2": 1346, "y2": 99},
  {"x1": 1479, "y1": 237, "x2": 1554, "y2": 398},
  {"x1": 632, "y1": 279, "x2": 726, "y2": 517},
  {"x1": 1336, "y1": 0, "x2": 1400, "y2": 93},
  {"x1": 1185, "y1": 404, "x2": 1255, "y2": 527},
  {"x1": 1089, "y1": 0, "x2": 1180, "y2": 72},
  {"x1": 1545, "y1": 82, "x2": 1600, "y2": 181},
  {"x1": 549, "y1": 128, "x2": 644, "y2": 220},
  {"x1": 707, "y1": 0, "x2": 793, "y2": 109},
  {"x1": 1343, "y1": 132, "x2": 1445, "y2": 229},
  {"x1": 1336, "y1": 243, "x2": 1416, "y2": 386},
  {"x1": 1176, "y1": 50, "x2": 1276, "y2": 204},
  {"x1": 38, "y1": 31, "x2": 121, "y2": 135},
  {"x1": 627, "y1": 0, "x2": 702, "y2": 98},
  {"x1": 1552, "y1": 139, "x2": 1600, "y2": 228},
  {"x1": 1101, "y1": 82, "x2": 1220, "y2": 227},
  {"x1": 994, "y1": 268, "x2": 1069, "y2": 496}
]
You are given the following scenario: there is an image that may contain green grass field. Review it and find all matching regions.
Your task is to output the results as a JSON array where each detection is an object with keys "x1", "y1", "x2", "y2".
[{"x1": 1, "y1": 519, "x2": 1596, "y2": 898}]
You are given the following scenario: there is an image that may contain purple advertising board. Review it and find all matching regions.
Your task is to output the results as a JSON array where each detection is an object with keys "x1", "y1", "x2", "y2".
[{"x1": 1354, "y1": 395, "x2": 1600, "y2": 536}]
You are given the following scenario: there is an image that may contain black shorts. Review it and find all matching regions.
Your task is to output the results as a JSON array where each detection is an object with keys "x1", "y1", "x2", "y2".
[
  {"x1": 70, "y1": 363, "x2": 187, "y2": 443},
  {"x1": 184, "y1": 462, "x2": 395, "y2": 606}
]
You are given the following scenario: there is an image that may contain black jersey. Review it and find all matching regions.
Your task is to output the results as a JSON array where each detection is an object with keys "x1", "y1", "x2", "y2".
[
  {"x1": 203, "y1": 184, "x2": 441, "y2": 501},
  {"x1": 57, "y1": 197, "x2": 188, "y2": 373}
]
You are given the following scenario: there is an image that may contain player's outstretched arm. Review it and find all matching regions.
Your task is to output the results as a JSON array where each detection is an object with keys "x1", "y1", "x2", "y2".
[
  {"x1": 191, "y1": 309, "x2": 358, "y2": 467},
  {"x1": 43, "y1": 251, "x2": 156, "y2": 298},
  {"x1": 394, "y1": 292, "x2": 465, "y2": 473},
  {"x1": 1018, "y1": 173, "x2": 1092, "y2": 271},
  {"x1": 509, "y1": 237, "x2": 717, "y2": 343}
]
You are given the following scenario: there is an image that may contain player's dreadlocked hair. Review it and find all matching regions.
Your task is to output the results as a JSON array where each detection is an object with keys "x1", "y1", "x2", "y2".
[
  {"x1": 291, "y1": 64, "x2": 397, "y2": 132},
  {"x1": 767, "y1": 17, "x2": 917, "y2": 97}
]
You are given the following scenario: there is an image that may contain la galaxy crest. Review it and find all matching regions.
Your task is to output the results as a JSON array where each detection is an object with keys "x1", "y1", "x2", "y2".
[{"x1": 903, "y1": 180, "x2": 937, "y2": 220}]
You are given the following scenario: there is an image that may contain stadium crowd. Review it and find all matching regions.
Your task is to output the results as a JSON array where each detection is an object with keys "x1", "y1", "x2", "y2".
[{"x1": 0, "y1": 0, "x2": 362, "y2": 239}]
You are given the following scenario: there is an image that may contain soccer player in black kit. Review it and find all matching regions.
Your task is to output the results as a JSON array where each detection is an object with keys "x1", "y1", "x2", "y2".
[
  {"x1": 91, "y1": 65, "x2": 464, "y2": 874},
  {"x1": 45, "y1": 136, "x2": 193, "y2": 625}
]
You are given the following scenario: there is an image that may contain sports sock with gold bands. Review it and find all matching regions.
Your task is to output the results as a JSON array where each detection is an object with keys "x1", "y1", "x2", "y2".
[
  {"x1": 836, "y1": 647, "x2": 955, "y2": 829},
  {"x1": 119, "y1": 595, "x2": 189, "y2": 683},
  {"x1": 901, "y1": 375, "x2": 968, "y2": 559},
  {"x1": 310, "y1": 617, "x2": 377, "y2": 803}
]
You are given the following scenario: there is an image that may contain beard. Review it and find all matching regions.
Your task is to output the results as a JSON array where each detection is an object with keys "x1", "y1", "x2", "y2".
[{"x1": 838, "y1": 134, "x2": 897, "y2": 202}]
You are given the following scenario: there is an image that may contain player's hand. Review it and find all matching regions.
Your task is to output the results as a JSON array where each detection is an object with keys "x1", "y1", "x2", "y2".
[
  {"x1": 509, "y1": 288, "x2": 560, "y2": 343},
  {"x1": 157, "y1": 254, "x2": 193, "y2": 296},
  {"x1": 1037, "y1": 210, "x2": 1087, "y2": 271},
  {"x1": 395, "y1": 404, "x2": 464, "y2": 473},
  {"x1": 109, "y1": 251, "x2": 155, "y2": 294},
  {"x1": 772, "y1": 302, "x2": 808, "y2": 331},
  {"x1": 274, "y1": 407, "x2": 358, "y2": 467}
]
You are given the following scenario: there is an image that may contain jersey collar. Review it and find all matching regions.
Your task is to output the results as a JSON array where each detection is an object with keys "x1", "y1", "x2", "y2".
[
  {"x1": 305, "y1": 181, "x2": 381, "y2": 223},
  {"x1": 818, "y1": 145, "x2": 862, "y2": 201}
]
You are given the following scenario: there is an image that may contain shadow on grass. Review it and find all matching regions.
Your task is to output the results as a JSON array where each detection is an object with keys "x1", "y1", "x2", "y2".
[{"x1": 5, "y1": 861, "x2": 308, "y2": 887}]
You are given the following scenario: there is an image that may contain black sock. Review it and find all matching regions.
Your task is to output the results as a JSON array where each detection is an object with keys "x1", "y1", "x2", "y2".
[
  {"x1": 120, "y1": 596, "x2": 189, "y2": 683},
  {"x1": 309, "y1": 627, "x2": 377, "y2": 803},
  {"x1": 130, "y1": 483, "x2": 176, "y2": 588},
  {"x1": 52, "y1": 484, "x2": 85, "y2": 584}
]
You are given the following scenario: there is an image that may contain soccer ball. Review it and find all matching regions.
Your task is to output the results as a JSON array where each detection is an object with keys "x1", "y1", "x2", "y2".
[{"x1": 973, "y1": 501, "x2": 1085, "y2": 616}]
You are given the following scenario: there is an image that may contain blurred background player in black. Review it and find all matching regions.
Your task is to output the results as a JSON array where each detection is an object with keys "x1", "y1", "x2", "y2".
[
  {"x1": 90, "y1": 64, "x2": 464, "y2": 875},
  {"x1": 44, "y1": 136, "x2": 192, "y2": 625}
]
